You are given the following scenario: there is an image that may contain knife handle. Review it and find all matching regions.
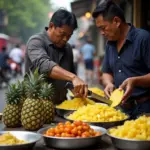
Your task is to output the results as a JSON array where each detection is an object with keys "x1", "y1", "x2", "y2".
[
  {"x1": 65, "y1": 82, "x2": 74, "y2": 90},
  {"x1": 65, "y1": 82, "x2": 92, "y2": 95}
]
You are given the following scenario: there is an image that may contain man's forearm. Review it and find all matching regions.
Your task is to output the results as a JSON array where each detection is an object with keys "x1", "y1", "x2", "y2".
[
  {"x1": 133, "y1": 73, "x2": 150, "y2": 87},
  {"x1": 102, "y1": 73, "x2": 114, "y2": 87},
  {"x1": 48, "y1": 65, "x2": 76, "y2": 81}
]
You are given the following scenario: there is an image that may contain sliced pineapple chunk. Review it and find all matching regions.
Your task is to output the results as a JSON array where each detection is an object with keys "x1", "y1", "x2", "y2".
[
  {"x1": 110, "y1": 89, "x2": 124, "y2": 107},
  {"x1": 56, "y1": 98, "x2": 95, "y2": 110},
  {"x1": 109, "y1": 116, "x2": 150, "y2": 140}
]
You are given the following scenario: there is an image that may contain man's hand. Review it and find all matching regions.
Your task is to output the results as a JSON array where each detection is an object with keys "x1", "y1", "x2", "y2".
[
  {"x1": 119, "y1": 77, "x2": 136, "y2": 104},
  {"x1": 72, "y1": 76, "x2": 88, "y2": 98},
  {"x1": 104, "y1": 83, "x2": 115, "y2": 99}
]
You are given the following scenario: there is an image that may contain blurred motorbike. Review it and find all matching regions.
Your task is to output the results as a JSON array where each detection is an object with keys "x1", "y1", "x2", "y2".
[{"x1": 8, "y1": 59, "x2": 22, "y2": 77}]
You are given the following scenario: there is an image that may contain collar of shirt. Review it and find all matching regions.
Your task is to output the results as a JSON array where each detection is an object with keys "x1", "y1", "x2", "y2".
[
  {"x1": 107, "y1": 23, "x2": 135, "y2": 45},
  {"x1": 43, "y1": 27, "x2": 66, "y2": 61},
  {"x1": 126, "y1": 23, "x2": 135, "y2": 43},
  {"x1": 43, "y1": 27, "x2": 67, "y2": 51},
  {"x1": 43, "y1": 27, "x2": 53, "y2": 47}
]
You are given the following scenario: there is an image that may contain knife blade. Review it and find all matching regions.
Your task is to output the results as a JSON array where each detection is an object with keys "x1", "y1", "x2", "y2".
[
  {"x1": 65, "y1": 82, "x2": 112, "y2": 105},
  {"x1": 88, "y1": 91, "x2": 112, "y2": 105}
]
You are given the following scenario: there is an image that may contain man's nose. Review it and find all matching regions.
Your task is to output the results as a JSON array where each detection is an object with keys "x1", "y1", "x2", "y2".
[
  {"x1": 63, "y1": 36, "x2": 69, "y2": 42},
  {"x1": 100, "y1": 30, "x2": 105, "y2": 35}
]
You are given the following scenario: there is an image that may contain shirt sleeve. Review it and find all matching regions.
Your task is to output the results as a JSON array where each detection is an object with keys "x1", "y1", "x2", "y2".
[
  {"x1": 27, "y1": 38, "x2": 57, "y2": 74},
  {"x1": 101, "y1": 44, "x2": 112, "y2": 73},
  {"x1": 141, "y1": 32, "x2": 150, "y2": 71}
]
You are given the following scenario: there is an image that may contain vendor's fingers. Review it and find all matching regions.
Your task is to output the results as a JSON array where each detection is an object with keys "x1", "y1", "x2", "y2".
[
  {"x1": 121, "y1": 86, "x2": 132, "y2": 104},
  {"x1": 78, "y1": 84, "x2": 84, "y2": 96},
  {"x1": 104, "y1": 89, "x2": 111, "y2": 99},
  {"x1": 119, "y1": 80, "x2": 127, "y2": 90},
  {"x1": 73, "y1": 84, "x2": 80, "y2": 94},
  {"x1": 74, "y1": 92, "x2": 81, "y2": 97},
  {"x1": 83, "y1": 84, "x2": 88, "y2": 98}
]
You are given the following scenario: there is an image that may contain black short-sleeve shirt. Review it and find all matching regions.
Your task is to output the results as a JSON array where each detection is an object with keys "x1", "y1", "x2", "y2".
[{"x1": 102, "y1": 24, "x2": 150, "y2": 98}]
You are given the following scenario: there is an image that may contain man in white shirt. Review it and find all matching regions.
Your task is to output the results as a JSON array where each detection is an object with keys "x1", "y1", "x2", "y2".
[
  {"x1": 72, "y1": 44, "x2": 80, "y2": 73},
  {"x1": 9, "y1": 45, "x2": 23, "y2": 65}
]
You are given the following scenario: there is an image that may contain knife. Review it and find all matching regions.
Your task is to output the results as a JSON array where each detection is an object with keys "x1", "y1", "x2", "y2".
[{"x1": 65, "y1": 82, "x2": 112, "y2": 105}]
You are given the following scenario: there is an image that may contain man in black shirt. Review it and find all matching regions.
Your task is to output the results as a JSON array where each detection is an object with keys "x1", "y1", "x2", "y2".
[
  {"x1": 25, "y1": 9, "x2": 88, "y2": 104},
  {"x1": 92, "y1": 0, "x2": 150, "y2": 118}
]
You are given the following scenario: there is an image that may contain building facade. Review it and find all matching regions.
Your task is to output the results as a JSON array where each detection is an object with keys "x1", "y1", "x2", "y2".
[{"x1": 71, "y1": 0, "x2": 149, "y2": 57}]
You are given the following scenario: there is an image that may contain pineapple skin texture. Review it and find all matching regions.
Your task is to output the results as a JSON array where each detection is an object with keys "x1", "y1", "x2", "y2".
[
  {"x1": 43, "y1": 100, "x2": 55, "y2": 124},
  {"x1": 3, "y1": 104, "x2": 21, "y2": 127},
  {"x1": 21, "y1": 98, "x2": 45, "y2": 131}
]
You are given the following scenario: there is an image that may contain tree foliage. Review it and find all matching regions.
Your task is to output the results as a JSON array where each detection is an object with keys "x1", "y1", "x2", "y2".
[{"x1": 0, "y1": 0, "x2": 52, "y2": 42}]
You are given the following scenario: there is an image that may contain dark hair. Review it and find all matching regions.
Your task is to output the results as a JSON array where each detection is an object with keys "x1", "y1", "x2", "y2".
[
  {"x1": 2, "y1": 46, "x2": 6, "y2": 52},
  {"x1": 50, "y1": 8, "x2": 78, "y2": 30},
  {"x1": 16, "y1": 44, "x2": 20, "y2": 48},
  {"x1": 86, "y1": 37, "x2": 92, "y2": 43},
  {"x1": 92, "y1": 0, "x2": 125, "y2": 22}
]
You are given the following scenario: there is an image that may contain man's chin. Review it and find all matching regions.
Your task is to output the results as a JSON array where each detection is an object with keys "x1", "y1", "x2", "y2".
[
  {"x1": 107, "y1": 37, "x2": 116, "y2": 41},
  {"x1": 56, "y1": 44, "x2": 65, "y2": 48}
]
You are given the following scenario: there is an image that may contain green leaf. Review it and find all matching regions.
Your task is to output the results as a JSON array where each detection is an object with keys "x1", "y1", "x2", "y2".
[{"x1": 0, "y1": 0, "x2": 53, "y2": 42}]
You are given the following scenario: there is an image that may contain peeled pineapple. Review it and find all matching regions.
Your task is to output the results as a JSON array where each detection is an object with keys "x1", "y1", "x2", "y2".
[
  {"x1": 56, "y1": 98, "x2": 95, "y2": 110},
  {"x1": 110, "y1": 89, "x2": 124, "y2": 107},
  {"x1": 0, "y1": 132, "x2": 26, "y2": 144},
  {"x1": 67, "y1": 103, "x2": 127, "y2": 122},
  {"x1": 89, "y1": 87, "x2": 105, "y2": 97},
  {"x1": 109, "y1": 116, "x2": 150, "y2": 140}
]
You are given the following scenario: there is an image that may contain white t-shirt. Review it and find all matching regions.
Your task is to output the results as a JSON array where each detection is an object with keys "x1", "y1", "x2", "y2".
[
  {"x1": 72, "y1": 48, "x2": 80, "y2": 63},
  {"x1": 9, "y1": 48, "x2": 23, "y2": 63}
]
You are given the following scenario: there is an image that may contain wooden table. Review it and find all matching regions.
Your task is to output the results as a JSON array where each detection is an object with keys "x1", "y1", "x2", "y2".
[{"x1": 0, "y1": 116, "x2": 118, "y2": 150}]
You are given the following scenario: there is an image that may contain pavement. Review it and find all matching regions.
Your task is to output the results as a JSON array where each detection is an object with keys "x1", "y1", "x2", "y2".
[{"x1": 77, "y1": 62, "x2": 103, "y2": 88}]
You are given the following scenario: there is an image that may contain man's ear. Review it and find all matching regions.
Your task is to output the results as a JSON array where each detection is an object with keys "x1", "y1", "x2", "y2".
[
  {"x1": 113, "y1": 16, "x2": 121, "y2": 28},
  {"x1": 49, "y1": 22, "x2": 55, "y2": 29}
]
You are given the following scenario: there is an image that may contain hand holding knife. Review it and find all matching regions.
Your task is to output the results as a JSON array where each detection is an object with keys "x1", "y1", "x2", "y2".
[{"x1": 65, "y1": 82, "x2": 112, "y2": 105}]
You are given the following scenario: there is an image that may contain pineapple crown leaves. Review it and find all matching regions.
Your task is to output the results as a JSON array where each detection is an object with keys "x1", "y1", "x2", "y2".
[
  {"x1": 39, "y1": 83, "x2": 54, "y2": 100},
  {"x1": 5, "y1": 82, "x2": 22, "y2": 105},
  {"x1": 18, "y1": 80, "x2": 27, "y2": 98},
  {"x1": 24, "y1": 68, "x2": 46, "y2": 99}
]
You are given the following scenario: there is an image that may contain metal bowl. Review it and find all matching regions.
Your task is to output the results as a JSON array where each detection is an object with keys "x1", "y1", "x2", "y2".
[
  {"x1": 0, "y1": 131, "x2": 41, "y2": 150},
  {"x1": 38, "y1": 124, "x2": 107, "y2": 149},
  {"x1": 55, "y1": 107, "x2": 75, "y2": 117},
  {"x1": 64, "y1": 112, "x2": 129, "y2": 129},
  {"x1": 107, "y1": 127, "x2": 150, "y2": 150}
]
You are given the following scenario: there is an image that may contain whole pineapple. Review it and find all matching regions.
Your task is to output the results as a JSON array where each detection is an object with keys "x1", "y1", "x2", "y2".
[
  {"x1": 3, "y1": 83, "x2": 22, "y2": 127},
  {"x1": 21, "y1": 69, "x2": 45, "y2": 131},
  {"x1": 39, "y1": 83, "x2": 55, "y2": 124}
]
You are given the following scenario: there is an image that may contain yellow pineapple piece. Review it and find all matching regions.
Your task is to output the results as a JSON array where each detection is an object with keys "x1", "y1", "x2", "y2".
[
  {"x1": 56, "y1": 98, "x2": 95, "y2": 110},
  {"x1": 67, "y1": 103, "x2": 127, "y2": 122},
  {"x1": 109, "y1": 116, "x2": 150, "y2": 140},
  {"x1": 110, "y1": 89, "x2": 124, "y2": 107},
  {"x1": 89, "y1": 87, "x2": 105, "y2": 97}
]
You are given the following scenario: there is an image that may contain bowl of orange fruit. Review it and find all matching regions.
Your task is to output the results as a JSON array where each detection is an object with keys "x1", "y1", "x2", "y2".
[{"x1": 38, "y1": 121, "x2": 107, "y2": 149}]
